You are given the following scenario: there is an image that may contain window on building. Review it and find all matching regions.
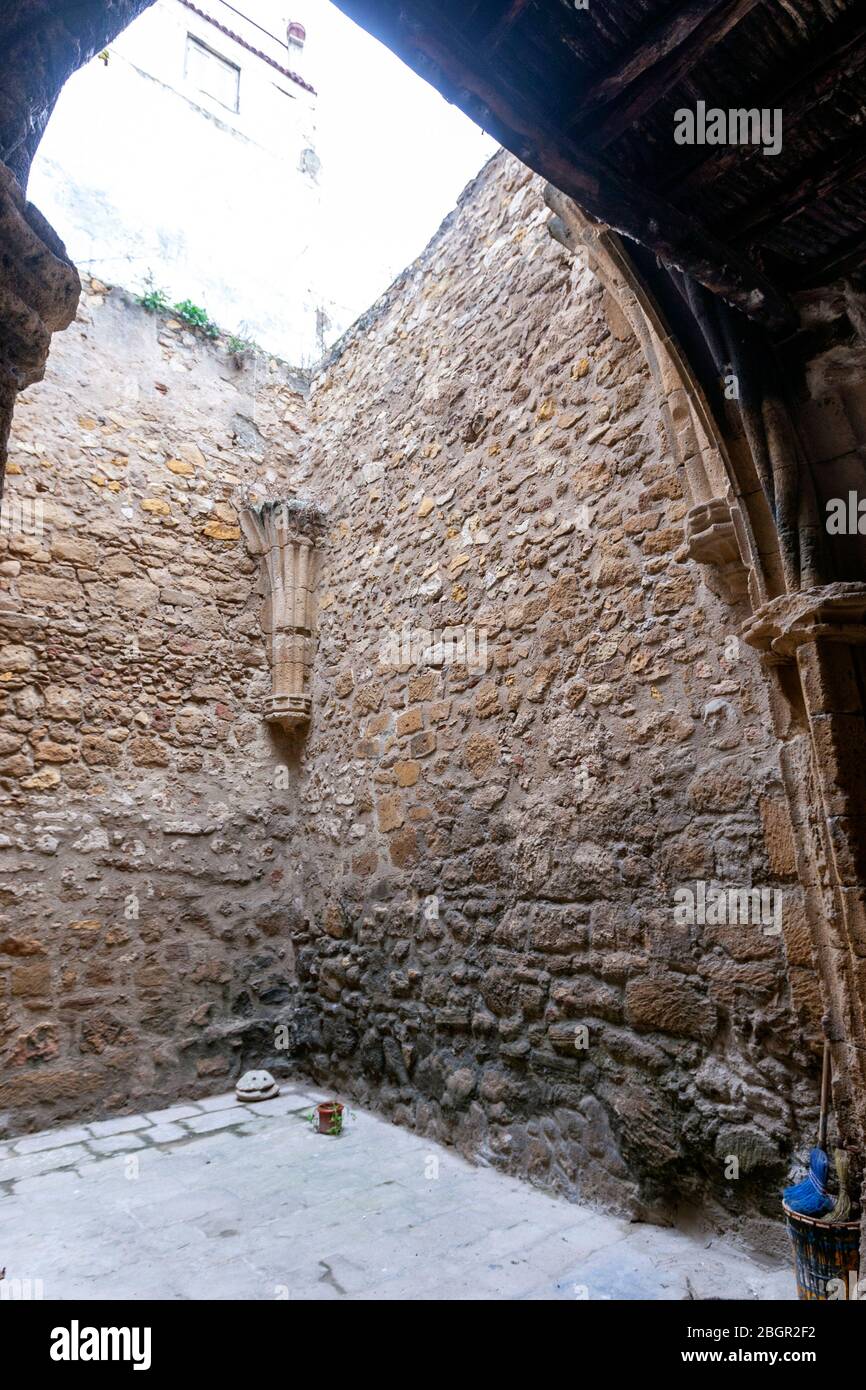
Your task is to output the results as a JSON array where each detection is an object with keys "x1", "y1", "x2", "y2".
[{"x1": 185, "y1": 34, "x2": 240, "y2": 112}]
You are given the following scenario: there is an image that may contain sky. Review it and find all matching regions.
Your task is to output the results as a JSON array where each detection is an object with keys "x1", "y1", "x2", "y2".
[
  {"x1": 295, "y1": 0, "x2": 498, "y2": 319},
  {"x1": 28, "y1": 0, "x2": 498, "y2": 356}
]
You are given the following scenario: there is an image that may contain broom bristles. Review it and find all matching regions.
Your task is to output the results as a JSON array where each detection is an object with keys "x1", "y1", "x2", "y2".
[{"x1": 826, "y1": 1149, "x2": 852, "y2": 1223}]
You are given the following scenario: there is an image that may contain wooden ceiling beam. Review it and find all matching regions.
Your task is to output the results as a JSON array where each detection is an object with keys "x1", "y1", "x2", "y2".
[
  {"x1": 572, "y1": 0, "x2": 766, "y2": 150},
  {"x1": 332, "y1": 0, "x2": 794, "y2": 328},
  {"x1": 480, "y1": 0, "x2": 532, "y2": 50},
  {"x1": 660, "y1": 13, "x2": 866, "y2": 195},
  {"x1": 785, "y1": 226, "x2": 866, "y2": 291},
  {"x1": 725, "y1": 134, "x2": 866, "y2": 244},
  {"x1": 575, "y1": 0, "x2": 744, "y2": 114}
]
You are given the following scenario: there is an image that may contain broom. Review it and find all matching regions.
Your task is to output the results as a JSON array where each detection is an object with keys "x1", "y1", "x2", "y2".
[
  {"x1": 783, "y1": 1038, "x2": 834, "y2": 1217},
  {"x1": 826, "y1": 1148, "x2": 852, "y2": 1223}
]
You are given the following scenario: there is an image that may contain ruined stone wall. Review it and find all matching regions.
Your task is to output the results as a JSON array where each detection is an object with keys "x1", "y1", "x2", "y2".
[
  {"x1": 296, "y1": 154, "x2": 820, "y2": 1241},
  {"x1": 0, "y1": 153, "x2": 823, "y2": 1247},
  {"x1": 0, "y1": 281, "x2": 308, "y2": 1131}
]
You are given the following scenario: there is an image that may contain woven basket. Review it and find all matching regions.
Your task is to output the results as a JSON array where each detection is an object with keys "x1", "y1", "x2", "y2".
[{"x1": 783, "y1": 1203, "x2": 860, "y2": 1300}]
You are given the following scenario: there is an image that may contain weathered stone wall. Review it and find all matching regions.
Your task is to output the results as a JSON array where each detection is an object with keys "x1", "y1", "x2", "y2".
[
  {"x1": 0, "y1": 281, "x2": 308, "y2": 1130},
  {"x1": 296, "y1": 154, "x2": 820, "y2": 1240},
  {"x1": 1, "y1": 152, "x2": 822, "y2": 1247}
]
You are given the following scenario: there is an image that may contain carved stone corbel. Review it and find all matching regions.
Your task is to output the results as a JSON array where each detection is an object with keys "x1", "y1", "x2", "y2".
[
  {"x1": 0, "y1": 160, "x2": 80, "y2": 489},
  {"x1": 742, "y1": 583, "x2": 866, "y2": 661},
  {"x1": 683, "y1": 497, "x2": 750, "y2": 601},
  {"x1": 240, "y1": 499, "x2": 326, "y2": 732}
]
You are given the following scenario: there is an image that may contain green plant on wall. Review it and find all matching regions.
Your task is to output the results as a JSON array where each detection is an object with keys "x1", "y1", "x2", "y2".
[
  {"x1": 136, "y1": 272, "x2": 169, "y2": 313},
  {"x1": 136, "y1": 276, "x2": 243, "y2": 348},
  {"x1": 227, "y1": 333, "x2": 258, "y2": 356},
  {"x1": 173, "y1": 300, "x2": 220, "y2": 338}
]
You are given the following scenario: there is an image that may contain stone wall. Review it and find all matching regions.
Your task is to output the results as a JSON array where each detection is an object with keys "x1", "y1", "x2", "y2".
[
  {"x1": 0, "y1": 281, "x2": 309, "y2": 1130},
  {"x1": 0, "y1": 152, "x2": 822, "y2": 1246},
  {"x1": 296, "y1": 154, "x2": 820, "y2": 1239}
]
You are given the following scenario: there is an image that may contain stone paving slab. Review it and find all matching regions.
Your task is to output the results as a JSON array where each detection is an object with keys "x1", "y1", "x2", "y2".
[
  {"x1": 148, "y1": 1123, "x2": 187, "y2": 1144},
  {"x1": 88, "y1": 1114, "x2": 151, "y2": 1139},
  {"x1": 12, "y1": 1125, "x2": 91, "y2": 1155},
  {"x1": 145, "y1": 1105, "x2": 202, "y2": 1125},
  {"x1": 185, "y1": 1110, "x2": 245, "y2": 1134},
  {"x1": 0, "y1": 1080, "x2": 796, "y2": 1300},
  {"x1": 87, "y1": 1133, "x2": 147, "y2": 1156},
  {"x1": 0, "y1": 1143, "x2": 90, "y2": 1185},
  {"x1": 196, "y1": 1093, "x2": 246, "y2": 1113}
]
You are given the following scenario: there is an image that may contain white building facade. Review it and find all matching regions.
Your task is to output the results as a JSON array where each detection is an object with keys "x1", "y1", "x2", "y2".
[{"x1": 29, "y1": 0, "x2": 344, "y2": 365}]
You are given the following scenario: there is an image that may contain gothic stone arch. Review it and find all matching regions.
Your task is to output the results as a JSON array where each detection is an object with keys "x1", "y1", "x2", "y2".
[{"x1": 547, "y1": 185, "x2": 866, "y2": 1272}]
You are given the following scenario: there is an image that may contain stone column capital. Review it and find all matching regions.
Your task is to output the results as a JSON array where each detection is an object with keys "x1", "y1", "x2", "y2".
[
  {"x1": 238, "y1": 497, "x2": 326, "y2": 554},
  {"x1": 742, "y1": 583, "x2": 866, "y2": 660},
  {"x1": 241, "y1": 498, "x2": 326, "y2": 732}
]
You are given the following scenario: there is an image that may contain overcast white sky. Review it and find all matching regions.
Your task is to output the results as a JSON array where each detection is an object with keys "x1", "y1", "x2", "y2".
[
  {"x1": 30, "y1": 0, "x2": 498, "y2": 353},
  {"x1": 294, "y1": 0, "x2": 498, "y2": 318}
]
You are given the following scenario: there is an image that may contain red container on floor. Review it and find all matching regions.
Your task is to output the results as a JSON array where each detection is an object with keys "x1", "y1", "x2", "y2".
[{"x1": 315, "y1": 1102, "x2": 344, "y2": 1135}]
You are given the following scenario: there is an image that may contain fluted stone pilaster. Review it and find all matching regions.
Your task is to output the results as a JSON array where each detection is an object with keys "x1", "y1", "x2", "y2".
[{"x1": 240, "y1": 498, "x2": 326, "y2": 732}]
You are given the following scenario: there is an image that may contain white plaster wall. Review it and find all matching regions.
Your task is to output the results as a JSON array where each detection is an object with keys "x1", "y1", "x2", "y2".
[{"x1": 29, "y1": 0, "x2": 343, "y2": 366}]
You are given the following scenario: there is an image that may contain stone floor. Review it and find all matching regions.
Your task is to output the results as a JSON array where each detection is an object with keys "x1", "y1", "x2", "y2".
[{"x1": 1, "y1": 1081, "x2": 795, "y2": 1300}]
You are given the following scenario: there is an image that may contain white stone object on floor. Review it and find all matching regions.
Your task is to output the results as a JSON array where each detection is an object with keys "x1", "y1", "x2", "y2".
[{"x1": 235, "y1": 1070, "x2": 280, "y2": 1102}]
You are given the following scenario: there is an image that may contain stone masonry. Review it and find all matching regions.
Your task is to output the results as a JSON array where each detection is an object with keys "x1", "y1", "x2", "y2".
[
  {"x1": 293, "y1": 155, "x2": 821, "y2": 1245},
  {"x1": 0, "y1": 153, "x2": 823, "y2": 1250},
  {"x1": 0, "y1": 282, "x2": 311, "y2": 1122}
]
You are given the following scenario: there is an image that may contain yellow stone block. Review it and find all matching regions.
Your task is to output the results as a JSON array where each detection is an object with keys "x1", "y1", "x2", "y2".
[
  {"x1": 21, "y1": 767, "x2": 61, "y2": 789},
  {"x1": 202, "y1": 521, "x2": 239, "y2": 540},
  {"x1": 141, "y1": 498, "x2": 170, "y2": 515}
]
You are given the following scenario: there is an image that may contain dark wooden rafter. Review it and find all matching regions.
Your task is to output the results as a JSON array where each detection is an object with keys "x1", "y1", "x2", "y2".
[
  {"x1": 339, "y1": 0, "x2": 794, "y2": 327},
  {"x1": 479, "y1": 0, "x2": 531, "y2": 50},
  {"x1": 787, "y1": 225, "x2": 866, "y2": 290},
  {"x1": 724, "y1": 131, "x2": 866, "y2": 244},
  {"x1": 572, "y1": 0, "x2": 749, "y2": 118},
  {"x1": 333, "y1": 0, "x2": 865, "y2": 310},
  {"x1": 569, "y1": 0, "x2": 766, "y2": 149},
  {"x1": 660, "y1": 12, "x2": 866, "y2": 195}
]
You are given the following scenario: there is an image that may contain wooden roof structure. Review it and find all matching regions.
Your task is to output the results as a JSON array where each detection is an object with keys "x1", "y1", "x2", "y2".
[{"x1": 334, "y1": 0, "x2": 866, "y2": 332}]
